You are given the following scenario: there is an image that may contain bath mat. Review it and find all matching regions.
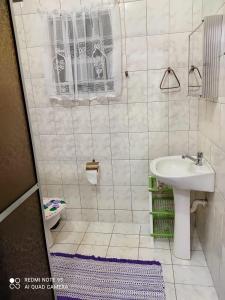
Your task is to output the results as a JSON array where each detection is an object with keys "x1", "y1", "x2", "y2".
[{"x1": 50, "y1": 253, "x2": 166, "y2": 300}]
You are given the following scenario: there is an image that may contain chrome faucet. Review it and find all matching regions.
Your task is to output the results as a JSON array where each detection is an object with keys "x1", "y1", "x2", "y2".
[{"x1": 182, "y1": 152, "x2": 203, "y2": 166}]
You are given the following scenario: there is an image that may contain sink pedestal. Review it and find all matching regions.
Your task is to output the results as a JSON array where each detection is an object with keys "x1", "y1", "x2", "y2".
[{"x1": 173, "y1": 188, "x2": 190, "y2": 260}]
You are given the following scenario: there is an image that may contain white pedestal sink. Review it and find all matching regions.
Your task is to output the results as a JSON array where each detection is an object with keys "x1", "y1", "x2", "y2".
[{"x1": 150, "y1": 155, "x2": 215, "y2": 260}]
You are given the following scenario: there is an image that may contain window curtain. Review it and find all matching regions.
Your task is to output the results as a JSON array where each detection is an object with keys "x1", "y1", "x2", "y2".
[{"x1": 44, "y1": 3, "x2": 122, "y2": 101}]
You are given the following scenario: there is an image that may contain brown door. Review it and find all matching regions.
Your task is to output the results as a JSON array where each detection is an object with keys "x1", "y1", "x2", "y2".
[{"x1": 0, "y1": 1, "x2": 54, "y2": 299}]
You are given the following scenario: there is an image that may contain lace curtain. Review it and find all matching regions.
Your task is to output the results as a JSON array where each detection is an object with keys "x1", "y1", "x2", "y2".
[{"x1": 44, "y1": 3, "x2": 122, "y2": 101}]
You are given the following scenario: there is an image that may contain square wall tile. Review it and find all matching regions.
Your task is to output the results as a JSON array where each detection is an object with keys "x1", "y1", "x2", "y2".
[
  {"x1": 148, "y1": 35, "x2": 169, "y2": 69},
  {"x1": 149, "y1": 132, "x2": 169, "y2": 159},
  {"x1": 111, "y1": 133, "x2": 129, "y2": 159},
  {"x1": 128, "y1": 103, "x2": 148, "y2": 132},
  {"x1": 170, "y1": 0, "x2": 193, "y2": 33},
  {"x1": 131, "y1": 186, "x2": 149, "y2": 210},
  {"x1": 44, "y1": 161, "x2": 61, "y2": 185},
  {"x1": 23, "y1": 14, "x2": 44, "y2": 47},
  {"x1": 54, "y1": 107, "x2": 73, "y2": 134},
  {"x1": 98, "y1": 160, "x2": 113, "y2": 186},
  {"x1": 75, "y1": 134, "x2": 93, "y2": 160},
  {"x1": 114, "y1": 186, "x2": 132, "y2": 210},
  {"x1": 90, "y1": 105, "x2": 110, "y2": 133},
  {"x1": 97, "y1": 186, "x2": 114, "y2": 210},
  {"x1": 27, "y1": 47, "x2": 45, "y2": 78},
  {"x1": 58, "y1": 135, "x2": 76, "y2": 160},
  {"x1": 169, "y1": 100, "x2": 189, "y2": 131},
  {"x1": 127, "y1": 71, "x2": 147, "y2": 103},
  {"x1": 125, "y1": 0, "x2": 146, "y2": 37},
  {"x1": 80, "y1": 185, "x2": 97, "y2": 209},
  {"x1": 40, "y1": 135, "x2": 60, "y2": 161},
  {"x1": 36, "y1": 108, "x2": 55, "y2": 135},
  {"x1": 148, "y1": 102, "x2": 168, "y2": 131},
  {"x1": 169, "y1": 33, "x2": 189, "y2": 68},
  {"x1": 72, "y1": 106, "x2": 91, "y2": 133},
  {"x1": 169, "y1": 131, "x2": 188, "y2": 155},
  {"x1": 109, "y1": 104, "x2": 128, "y2": 133},
  {"x1": 112, "y1": 160, "x2": 131, "y2": 186},
  {"x1": 64, "y1": 208, "x2": 82, "y2": 221},
  {"x1": 148, "y1": 69, "x2": 169, "y2": 102},
  {"x1": 126, "y1": 36, "x2": 147, "y2": 71},
  {"x1": 60, "y1": 161, "x2": 78, "y2": 185},
  {"x1": 20, "y1": 0, "x2": 40, "y2": 14},
  {"x1": 130, "y1": 160, "x2": 149, "y2": 186},
  {"x1": 147, "y1": 0, "x2": 169, "y2": 35},
  {"x1": 129, "y1": 133, "x2": 148, "y2": 159},
  {"x1": 63, "y1": 185, "x2": 81, "y2": 208},
  {"x1": 93, "y1": 134, "x2": 111, "y2": 160}
]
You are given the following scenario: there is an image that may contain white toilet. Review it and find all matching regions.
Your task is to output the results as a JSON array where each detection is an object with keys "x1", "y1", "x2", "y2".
[{"x1": 43, "y1": 198, "x2": 66, "y2": 247}]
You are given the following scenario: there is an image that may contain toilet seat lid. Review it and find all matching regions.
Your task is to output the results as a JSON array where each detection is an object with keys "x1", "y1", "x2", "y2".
[{"x1": 43, "y1": 198, "x2": 66, "y2": 220}]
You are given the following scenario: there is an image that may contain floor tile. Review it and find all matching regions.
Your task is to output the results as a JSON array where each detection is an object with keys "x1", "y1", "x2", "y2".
[
  {"x1": 139, "y1": 248, "x2": 172, "y2": 264},
  {"x1": 140, "y1": 224, "x2": 151, "y2": 235},
  {"x1": 55, "y1": 231, "x2": 84, "y2": 244},
  {"x1": 110, "y1": 234, "x2": 139, "y2": 247},
  {"x1": 172, "y1": 250, "x2": 207, "y2": 267},
  {"x1": 60, "y1": 221, "x2": 89, "y2": 232},
  {"x1": 173, "y1": 265, "x2": 213, "y2": 286},
  {"x1": 162, "y1": 264, "x2": 174, "y2": 283},
  {"x1": 107, "y1": 246, "x2": 138, "y2": 260},
  {"x1": 140, "y1": 236, "x2": 170, "y2": 249},
  {"x1": 77, "y1": 245, "x2": 108, "y2": 257},
  {"x1": 81, "y1": 232, "x2": 111, "y2": 246},
  {"x1": 165, "y1": 283, "x2": 177, "y2": 300},
  {"x1": 175, "y1": 284, "x2": 218, "y2": 300},
  {"x1": 113, "y1": 223, "x2": 140, "y2": 235},
  {"x1": 170, "y1": 237, "x2": 203, "y2": 251},
  {"x1": 50, "y1": 243, "x2": 78, "y2": 254},
  {"x1": 87, "y1": 222, "x2": 114, "y2": 233}
]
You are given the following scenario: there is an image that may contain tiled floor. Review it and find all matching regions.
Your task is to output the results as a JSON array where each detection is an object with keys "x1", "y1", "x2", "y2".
[{"x1": 50, "y1": 221, "x2": 218, "y2": 300}]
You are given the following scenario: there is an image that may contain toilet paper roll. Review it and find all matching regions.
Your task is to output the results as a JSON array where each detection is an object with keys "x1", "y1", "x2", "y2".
[{"x1": 86, "y1": 169, "x2": 98, "y2": 185}]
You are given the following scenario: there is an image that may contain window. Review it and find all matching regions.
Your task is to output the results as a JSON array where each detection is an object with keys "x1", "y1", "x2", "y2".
[{"x1": 45, "y1": 5, "x2": 122, "y2": 101}]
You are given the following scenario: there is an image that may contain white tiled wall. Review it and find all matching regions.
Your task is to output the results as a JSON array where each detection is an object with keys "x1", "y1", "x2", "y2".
[
  {"x1": 13, "y1": 0, "x2": 198, "y2": 224},
  {"x1": 195, "y1": 1, "x2": 225, "y2": 299}
]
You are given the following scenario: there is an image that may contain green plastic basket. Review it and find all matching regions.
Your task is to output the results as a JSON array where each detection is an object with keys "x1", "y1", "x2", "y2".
[
  {"x1": 149, "y1": 176, "x2": 174, "y2": 238},
  {"x1": 151, "y1": 218, "x2": 174, "y2": 238}
]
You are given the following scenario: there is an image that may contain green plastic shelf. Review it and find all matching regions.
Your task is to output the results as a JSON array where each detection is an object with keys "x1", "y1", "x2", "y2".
[
  {"x1": 149, "y1": 176, "x2": 175, "y2": 238},
  {"x1": 151, "y1": 218, "x2": 174, "y2": 238}
]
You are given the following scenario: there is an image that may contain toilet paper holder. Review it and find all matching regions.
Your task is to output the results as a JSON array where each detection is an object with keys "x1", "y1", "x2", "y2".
[{"x1": 86, "y1": 159, "x2": 99, "y2": 172}]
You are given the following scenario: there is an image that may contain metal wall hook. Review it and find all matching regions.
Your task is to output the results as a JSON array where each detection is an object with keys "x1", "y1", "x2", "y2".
[{"x1": 160, "y1": 67, "x2": 180, "y2": 90}]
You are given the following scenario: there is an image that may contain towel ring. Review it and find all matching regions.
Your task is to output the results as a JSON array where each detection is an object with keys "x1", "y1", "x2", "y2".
[
  {"x1": 160, "y1": 67, "x2": 180, "y2": 90},
  {"x1": 188, "y1": 65, "x2": 202, "y2": 88}
]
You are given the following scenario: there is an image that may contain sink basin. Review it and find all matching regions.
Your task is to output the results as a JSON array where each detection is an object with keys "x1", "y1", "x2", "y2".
[
  {"x1": 150, "y1": 155, "x2": 215, "y2": 260},
  {"x1": 150, "y1": 155, "x2": 215, "y2": 192}
]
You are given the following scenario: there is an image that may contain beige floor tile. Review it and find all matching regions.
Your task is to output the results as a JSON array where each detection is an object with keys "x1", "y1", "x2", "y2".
[
  {"x1": 50, "y1": 243, "x2": 78, "y2": 254},
  {"x1": 110, "y1": 234, "x2": 139, "y2": 247},
  {"x1": 81, "y1": 232, "x2": 111, "y2": 246},
  {"x1": 140, "y1": 236, "x2": 170, "y2": 249},
  {"x1": 87, "y1": 222, "x2": 114, "y2": 233},
  {"x1": 139, "y1": 248, "x2": 172, "y2": 264},
  {"x1": 113, "y1": 223, "x2": 140, "y2": 235},
  {"x1": 77, "y1": 245, "x2": 108, "y2": 257},
  {"x1": 55, "y1": 231, "x2": 84, "y2": 244},
  {"x1": 107, "y1": 246, "x2": 138, "y2": 260},
  {"x1": 60, "y1": 221, "x2": 89, "y2": 232}
]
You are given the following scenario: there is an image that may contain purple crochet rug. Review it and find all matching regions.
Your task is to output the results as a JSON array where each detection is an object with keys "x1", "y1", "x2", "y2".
[{"x1": 50, "y1": 253, "x2": 166, "y2": 300}]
